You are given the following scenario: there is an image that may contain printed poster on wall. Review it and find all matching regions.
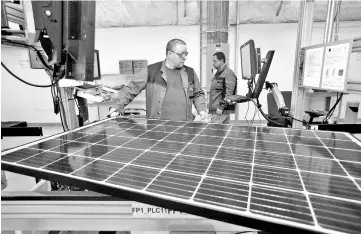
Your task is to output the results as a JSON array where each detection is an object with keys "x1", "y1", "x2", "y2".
[
  {"x1": 303, "y1": 47, "x2": 324, "y2": 88},
  {"x1": 321, "y1": 42, "x2": 351, "y2": 91}
]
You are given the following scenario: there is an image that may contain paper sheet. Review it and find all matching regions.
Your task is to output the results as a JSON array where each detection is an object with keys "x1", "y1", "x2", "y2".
[
  {"x1": 321, "y1": 43, "x2": 350, "y2": 91},
  {"x1": 303, "y1": 47, "x2": 324, "y2": 88}
]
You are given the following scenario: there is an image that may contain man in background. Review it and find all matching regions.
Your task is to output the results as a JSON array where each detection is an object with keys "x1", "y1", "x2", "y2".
[
  {"x1": 108, "y1": 38, "x2": 208, "y2": 121},
  {"x1": 208, "y1": 52, "x2": 237, "y2": 123}
]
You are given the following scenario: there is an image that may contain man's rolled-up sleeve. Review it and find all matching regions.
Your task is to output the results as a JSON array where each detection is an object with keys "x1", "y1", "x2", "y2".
[
  {"x1": 192, "y1": 71, "x2": 207, "y2": 113},
  {"x1": 111, "y1": 68, "x2": 148, "y2": 112}
]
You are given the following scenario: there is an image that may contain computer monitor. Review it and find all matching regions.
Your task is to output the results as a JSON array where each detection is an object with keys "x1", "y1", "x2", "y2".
[
  {"x1": 240, "y1": 40, "x2": 257, "y2": 80},
  {"x1": 31, "y1": 1, "x2": 96, "y2": 81},
  {"x1": 93, "y1": 49, "x2": 101, "y2": 80}
]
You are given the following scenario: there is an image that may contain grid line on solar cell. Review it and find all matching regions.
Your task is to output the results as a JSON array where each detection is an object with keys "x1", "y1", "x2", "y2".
[
  {"x1": 115, "y1": 129, "x2": 146, "y2": 138},
  {"x1": 131, "y1": 151, "x2": 176, "y2": 169},
  {"x1": 1, "y1": 148, "x2": 44, "y2": 163},
  {"x1": 147, "y1": 171, "x2": 201, "y2": 199},
  {"x1": 149, "y1": 140, "x2": 187, "y2": 154},
  {"x1": 106, "y1": 165, "x2": 160, "y2": 189},
  {"x1": 245, "y1": 126, "x2": 258, "y2": 212},
  {"x1": 94, "y1": 127, "x2": 125, "y2": 135},
  {"x1": 309, "y1": 195, "x2": 361, "y2": 234},
  {"x1": 255, "y1": 141, "x2": 291, "y2": 154},
  {"x1": 314, "y1": 131, "x2": 352, "y2": 141},
  {"x1": 328, "y1": 147, "x2": 361, "y2": 162},
  {"x1": 72, "y1": 160, "x2": 124, "y2": 181},
  {"x1": 103, "y1": 122, "x2": 187, "y2": 185},
  {"x1": 207, "y1": 160, "x2": 251, "y2": 182},
  {"x1": 252, "y1": 166, "x2": 302, "y2": 190},
  {"x1": 152, "y1": 125, "x2": 179, "y2": 133},
  {"x1": 256, "y1": 133, "x2": 287, "y2": 143},
  {"x1": 286, "y1": 135, "x2": 324, "y2": 147},
  {"x1": 339, "y1": 161, "x2": 361, "y2": 179},
  {"x1": 54, "y1": 132, "x2": 89, "y2": 141},
  {"x1": 294, "y1": 156, "x2": 347, "y2": 176},
  {"x1": 180, "y1": 143, "x2": 219, "y2": 158},
  {"x1": 311, "y1": 132, "x2": 361, "y2": 193},
  {"x1": 291, "y1": 144, "x2": 332, "y2": 158},
  {"x1": 28, "y1": 139, "x2": 69, "y2": 150},
  {"x1": 73, "y1": 145, "x2": 117, "y2": 158},
  {"x1": 227, "y1": 130, "x2": 256, "y2": 139},
  {"x1": 166, "y1": 155, "x2": 211, "y2": 174},
  {"x1": 281, "y1": 128, "x2": 318, "y2": 226},
  {"x1": 250, "y1": 186, "x2": 313, "y2": 225},
  {"x1": 143, "y1": 126, "x2": 207, "y2": 192},
  {"x1": 190, "y1": 126, "x2": 234, "y2": 201},
  {"x1": 301, "y1": 171, "x2": 361, "y2": 201},
  {"x1": 200, "y1": 129, "x2": 228, "y2": 137},
  {"x1": 194, "y1": 179, "x2": 249, "y2": 208},
  {"x1": 206, "y1": 123, "x2": 232, "y2": 130},
  {"x1": 161, "y1": 120, "x2": 187, "y2": 127},
  {"x1": 43, "y1": 156, "x2": 94, "y2": 174},
  {"x1": 163, "y1": 133, "x2": 196, "y2": 143},
  {"x1": 254, "y1": 151, "x2": 296, "y2": 169},
  {"x1": 48, "y1": 141, "x2": 91, "y2": 154},
  {"x1": 138, "y1": 131, "x2": 170, "y2": 140},
  {"x1": 18, "y1": 152, "x2": 68, "y2": 168},
  {"x1": 51, "y1": 125, "x2": 146, "y2": 177},
  {"x1": 191, "y1": 135, "x2": 224, "y2": 146},
  {"x1": 322, "y1": 138, "x2": 361, "y2": 151},
  {"x1": 214, "y1": 147, "x2": 253, "y2": 164}
]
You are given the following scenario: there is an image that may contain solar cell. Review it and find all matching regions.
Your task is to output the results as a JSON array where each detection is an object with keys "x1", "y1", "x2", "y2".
[{"x1": 2, "y1": 116, "x2": 361, "y2": 234}]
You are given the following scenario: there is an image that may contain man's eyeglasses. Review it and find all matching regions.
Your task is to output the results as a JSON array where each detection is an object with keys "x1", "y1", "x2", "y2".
[{"x1": 170, "y1": 50, "x2": 188, "y2": 59}]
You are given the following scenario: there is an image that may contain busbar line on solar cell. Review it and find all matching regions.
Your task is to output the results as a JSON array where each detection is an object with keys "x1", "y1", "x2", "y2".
[
  {"x1": 190, "y1": 123, "x2": 232, "y2": 201},
  {"x1": 282, "y1": 128, "x2": 319, "y2": 227},
  {"x1": 104, "y1": 122, "x2": 187, "y2": 184},
  {"x1": 69, "y1": 119, "x2": 167, "y2": 177},
  {"x1": 143, "y1": 123, "x2": 209, "y2": 192},
  {"x1": 51, "y1": 128, "x2": 136, "y2": 176},
  {"x1": 246, "y1": 127, "x2": 257, "y2": 212},
  {"x1": 311, "y1": 131, "x2": 361, "y2": 193}
]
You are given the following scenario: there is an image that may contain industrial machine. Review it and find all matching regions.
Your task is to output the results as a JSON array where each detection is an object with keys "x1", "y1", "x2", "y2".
[
  {"x1": 216, "y1": 39, "x2": 294, "y2": 127},
  {"x1": 1, "y1": 1, "x2": 111, "y2": 132}
]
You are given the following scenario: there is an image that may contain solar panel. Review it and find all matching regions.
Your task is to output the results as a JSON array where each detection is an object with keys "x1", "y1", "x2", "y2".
[{"x1": 1, "y1": 117, "x2": 361, "y2": 234}]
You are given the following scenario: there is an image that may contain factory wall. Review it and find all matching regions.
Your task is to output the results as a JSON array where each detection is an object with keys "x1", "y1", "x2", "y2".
[{"x1": 1, "y1": 22, "x2": 360, "y2": 124}]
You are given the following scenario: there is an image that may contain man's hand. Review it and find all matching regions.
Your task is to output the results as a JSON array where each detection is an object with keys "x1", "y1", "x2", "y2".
[
  {"x1": 107, "y1": 107, "x2": 120, "y2": 118},
  {"x1": 199, "y1": 111, "x2": 208, "y2": 120}
]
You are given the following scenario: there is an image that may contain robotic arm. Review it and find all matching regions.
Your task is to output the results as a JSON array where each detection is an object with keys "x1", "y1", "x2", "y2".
[{"x1": 265, "y1": 81, "x2": 289, "y2": 117}]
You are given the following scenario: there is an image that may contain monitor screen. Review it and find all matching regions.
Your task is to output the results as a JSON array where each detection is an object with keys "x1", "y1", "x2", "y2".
[
  {"x1": 240, "y1": 40, "x2": 257, "y2": 80},
  {"x1": 93, "y1": 49, "x2": 101, "y2": 80}
]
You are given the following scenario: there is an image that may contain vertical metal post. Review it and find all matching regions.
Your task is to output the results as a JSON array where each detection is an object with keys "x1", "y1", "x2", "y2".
[
  {"x1": 234, "y1": 0, "x2": 241, "y2": 121},
  {"x1": 291, "y1": 0, "x2": 315, "y2": 128},
  {"x1": 59, "y1": 87, "x2": 79, "y2": 130},
  {"x1": 334, "y1": 1, "x2": 342, "y2": 41},
  {"x1": 323, "y1": 0, "x2": 337, "y2": 43}
]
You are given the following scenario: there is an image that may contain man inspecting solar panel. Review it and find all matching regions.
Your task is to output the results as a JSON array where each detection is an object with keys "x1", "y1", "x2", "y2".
[{"x1": 106, "y1": 39, "x2": 209, "y2": 122}]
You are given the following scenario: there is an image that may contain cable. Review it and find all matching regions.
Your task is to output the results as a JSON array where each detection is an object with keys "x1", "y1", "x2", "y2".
[
  {"x1": 323, "y1": 93, "x2": 343, "y2": 123},
  {"x1": 250, "y1": 99, "x2": 287, "y2": 127},
  {"x1": 1, "y1": 61, "x2": 62, "y2": 88},
  {"x1": 250, "y1": 106, "x2": 257, "y2": 125},
  {"x1": 245, "y1": 101, "x2": 250, "y2": 125},
  {"x1": 1, "y1": 38, "x2": 53, "y2": 71}
]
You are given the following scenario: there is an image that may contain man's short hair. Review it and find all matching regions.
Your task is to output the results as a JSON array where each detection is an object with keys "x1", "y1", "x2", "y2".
[
  {"x1": 213, "y1": 52, "x2": 226, "y2": 63},
  {"x1": 166, "y1": 39, "x2": 186, "y2": 55}
]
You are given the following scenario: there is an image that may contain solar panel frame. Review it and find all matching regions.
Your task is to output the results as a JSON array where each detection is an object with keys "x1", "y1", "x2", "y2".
[{"x1": 1, "y1": 116, "x2": 361, "y2": 234}]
